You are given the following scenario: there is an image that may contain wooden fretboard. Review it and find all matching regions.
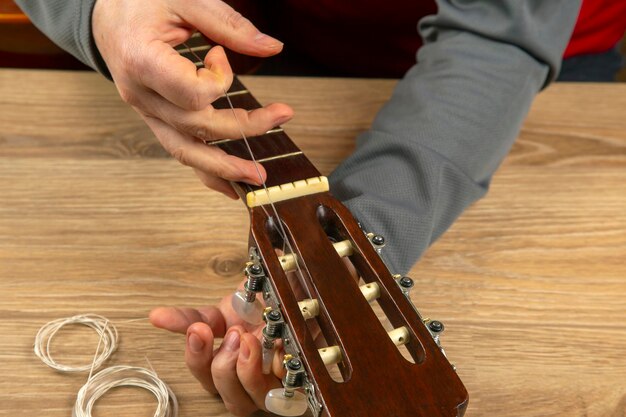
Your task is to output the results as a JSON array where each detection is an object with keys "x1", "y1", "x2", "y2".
[{"x1": 176, "y1": 35, "x2": 320, "y2": 197}]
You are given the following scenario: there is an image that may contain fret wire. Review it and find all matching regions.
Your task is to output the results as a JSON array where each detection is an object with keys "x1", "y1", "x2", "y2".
[
  {"x1": 224, "y1": 89, "x2": 249, "y2": 97},
  {"x1": 186, "y1": 45, "x2": 211, "y2": 53},
  {"x1": 255, "y1": 151, "x2": 303, "y2": 163},
  {"x1": 206, "y1": 127, "x2": 284, "y2": 146},
  {"x1": 205, "y1": 138, "x2": 233, "y2": 146}
]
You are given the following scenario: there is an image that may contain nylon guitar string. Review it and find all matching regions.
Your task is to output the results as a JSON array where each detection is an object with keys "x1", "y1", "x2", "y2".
[{"x1": 182, "y1": 42, "x2": 314, "y2": 300}]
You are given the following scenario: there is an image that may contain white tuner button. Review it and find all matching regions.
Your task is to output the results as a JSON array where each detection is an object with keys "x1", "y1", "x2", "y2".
[
  {"x1": 265, "y1": 389, "x2": 308, "y2": 416},
  {"x1": 231, "y1": 290, "x2": 263, "y2": 325}
]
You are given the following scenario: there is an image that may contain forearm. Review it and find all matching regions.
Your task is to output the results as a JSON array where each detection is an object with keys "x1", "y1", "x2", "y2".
[
  {"x1": 329, "y1": 0, "x2": 581, "y2": 275},
  {"x1": 15, "y1": 0, "x2": 108, "y2": 74}
]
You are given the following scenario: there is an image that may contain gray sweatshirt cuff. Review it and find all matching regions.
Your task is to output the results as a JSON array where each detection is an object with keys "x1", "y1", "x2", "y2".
[{"x1": 16, "y1": 0, "x2": 110, "y2": 77}]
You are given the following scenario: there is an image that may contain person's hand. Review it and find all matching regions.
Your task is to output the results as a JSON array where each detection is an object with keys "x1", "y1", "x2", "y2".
[
  {"x1": 149, "y1": 285, "x2": 284, "y2": 416},
  {"x1": 92, "y1": 0, "x2": 293, "y2": 199}
]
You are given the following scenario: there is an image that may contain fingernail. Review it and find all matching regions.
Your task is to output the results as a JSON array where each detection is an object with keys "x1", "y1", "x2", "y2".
[
  {"x1": 255, "y1": 32, "x2": 283, "y2": 49},
  {"x1": 188, "y1": 332, "x2": 204, "y2": 354},
  {"x1": 223, "y1": 330, "x2": 240, "y2": 352},
  {"x1": 275, "y1": 115, "x2": 291, "y2": 126},
  {"x1": 239, "y1": 338, "x2": 251, "y2": 361}
]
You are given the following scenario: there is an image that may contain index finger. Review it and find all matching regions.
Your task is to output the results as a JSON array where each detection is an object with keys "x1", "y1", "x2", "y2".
[{"x1": 149, "y1": 306, "x2": 228, "y2": 336}]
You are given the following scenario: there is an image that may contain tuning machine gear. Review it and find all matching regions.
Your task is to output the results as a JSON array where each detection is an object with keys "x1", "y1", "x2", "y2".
[
  {"x1": 231, "y1": 262, "x2": 265, "y2": 325},
  {"x1": 395, "y1": 275, "x2": 414, "y2": 295},
  {"x1": 366, "y1": 232, "x2": 386, "y2": 254},
  {"x1": 261, "y1": 307, "x2": 284, "y2": 374}
]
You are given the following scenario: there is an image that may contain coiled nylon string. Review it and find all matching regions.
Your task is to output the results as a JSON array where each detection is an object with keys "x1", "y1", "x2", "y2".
[
  {"x1": 34, "y1": 314, "x2": 117, "y2": 372},
  {"x1": 34, "y1": 315, "x2": 178, "y2": 417},
  {"x1": 73, "y1": 365, "x2": 178, "y2": 417}
]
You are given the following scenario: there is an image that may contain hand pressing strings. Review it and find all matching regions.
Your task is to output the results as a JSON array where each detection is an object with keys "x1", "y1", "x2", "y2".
[{"x1": 92, "y1": 0, "x2": 294, "y2": 199}]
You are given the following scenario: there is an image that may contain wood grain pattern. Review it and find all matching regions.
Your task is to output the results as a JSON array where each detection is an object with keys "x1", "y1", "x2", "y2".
[{"x1": 0, "y1": 69, "x2": 625, "y2": 417}]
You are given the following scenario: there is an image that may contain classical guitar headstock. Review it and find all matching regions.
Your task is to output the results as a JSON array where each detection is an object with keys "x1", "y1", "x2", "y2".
[
  {"x1": 229, "y1": 186, "x2": 468, "y2": 417},
  {"x1": 176, "y1": 39, "x2": 468, "y2": 416}
]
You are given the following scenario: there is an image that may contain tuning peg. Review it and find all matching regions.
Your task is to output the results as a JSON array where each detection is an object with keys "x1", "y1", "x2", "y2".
[
  {"x1": 297, "y1": 282, "x2": 380, "y2": 320},
  {"x1": 231, "y1": 262, "x2": 265, "y2": 325},
  {"x1": 278, "y1": 240, "x2": 353, "y2": 272},
  {"x1": 265, "y1": 389, "x2": 308, "y2": 416},
  {"x1": 427, "y1": 319, "x2": 445, "y2": 334},
  {"x1": 261, "y1": 308, "x2": 284, "y2": 374},
  {"x1": 424, "y1": 318, "x2": 448, "y2": 358},
  {"x1": 265, "y1": 356, "x2": 308, "y2": 416},
  {"x1": 396, "y1": 275, "x2": 414, "y2": 295},
  {"x1": 366, "y1": 233, "x2": 386, "y2": 253}
]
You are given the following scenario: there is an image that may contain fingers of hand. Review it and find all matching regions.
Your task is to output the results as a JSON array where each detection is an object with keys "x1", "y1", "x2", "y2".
[
  {"x1": 130, "y1": 41, "x2": 230, "y2": 111},
  {"x1": 143, "y1": 115, "x2": 266, "y2": 185},
  {"x1": 139, "y1": 88, "x2": 293, "y2": 144},
  {"x1": 175, "y1": 1, "x2": 283, "y2": 57},
  {"x1": 149, "y1": 306, "x2": 226, "y2": 336},
  {"x1": 208, "y1": 103, "x2": 294, "y2": 140},
  {"x1": 211, "y1": 327, "x2": 258, "y2": 416},
  {"x1": 237, "y1": 333, "x2": 282, "y2": 411},
  {"x1": 185, "y1": 322, "x2": 218, "y2": 394},
  {"x1": 193, "y1": 168, "x2": 239, "y2": 199},
  {"x1": 202, "y1": 46, "x2": 233, "y2": 90}
]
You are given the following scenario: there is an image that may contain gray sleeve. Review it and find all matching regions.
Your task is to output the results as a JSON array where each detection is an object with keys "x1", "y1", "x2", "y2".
[
  {"x1": 15, "y1": 0, "x2": 108, "y2": 74},
  {"x1": 329, "y1": 0, "x2": 581, "y2": 275},
  {"x1": 16, "y1": 0, "x2": 580, "y2": 277}
]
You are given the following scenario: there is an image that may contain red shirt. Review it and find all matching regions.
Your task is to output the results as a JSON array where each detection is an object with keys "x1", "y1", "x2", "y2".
[{"x1": 564, "y1": 0, "x2": 626, "y2": 58}]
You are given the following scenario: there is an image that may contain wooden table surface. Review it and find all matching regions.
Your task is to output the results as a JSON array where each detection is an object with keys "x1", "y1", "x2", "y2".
[{"x1": 0, "y1": 69, "x2": 624, "y2": 417}]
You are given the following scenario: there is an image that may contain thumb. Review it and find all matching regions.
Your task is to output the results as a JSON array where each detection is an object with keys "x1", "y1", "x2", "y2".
[
  {"x1": 186, "y1": 322, "x2": 219, "y2": 394},
  {"x1": 237, "y1": 334, "x2": 283, "y2": 410},
  {"x1": 177, "y1": 1, "x2": 283, "y2": 56}
]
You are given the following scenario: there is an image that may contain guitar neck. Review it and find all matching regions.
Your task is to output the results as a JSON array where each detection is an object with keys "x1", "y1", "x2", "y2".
[
  {"x1": 178, "y1": 36, "x2": 321, "y2": 197},
  {"x1": 212, "y1": 79, "x2": 322, "y2": 191}
]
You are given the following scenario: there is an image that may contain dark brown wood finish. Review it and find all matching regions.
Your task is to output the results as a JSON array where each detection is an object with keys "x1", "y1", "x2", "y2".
[
  {"x1": 210, "y1": 76, "x2": 323, "y2": 190},
  {"x1": 249, "y1": 194, "x2": 468, "y2": 416}
]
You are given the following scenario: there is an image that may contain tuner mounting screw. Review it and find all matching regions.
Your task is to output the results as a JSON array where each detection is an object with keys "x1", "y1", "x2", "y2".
[
  {"x1": 267, "y1": 309, "x2": 282, "y2": 322},
  {"x1": 286, "y1": 358, "x2": 302, "y2": 371},
  {"x1": 249, "y1": 263, "x2": 263, "y2": 275},
  {"x1": 372, "y1": 235, "x2": 385, "y2": 246},
  {"x1": 428, "y1": 320, "x2": 444, "y2": 333},
  {"x1": 399, "y1": 276, "x2": 414, "y2": 289}
]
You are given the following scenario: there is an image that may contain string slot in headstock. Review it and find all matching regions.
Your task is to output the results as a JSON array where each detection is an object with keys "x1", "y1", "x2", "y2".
[
  {"x1": 263, "y1": 214, "x2": 352, "y2": 384},
  {"x1": 316, "y1": 203, "x2": 428, "y2": 364}
]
